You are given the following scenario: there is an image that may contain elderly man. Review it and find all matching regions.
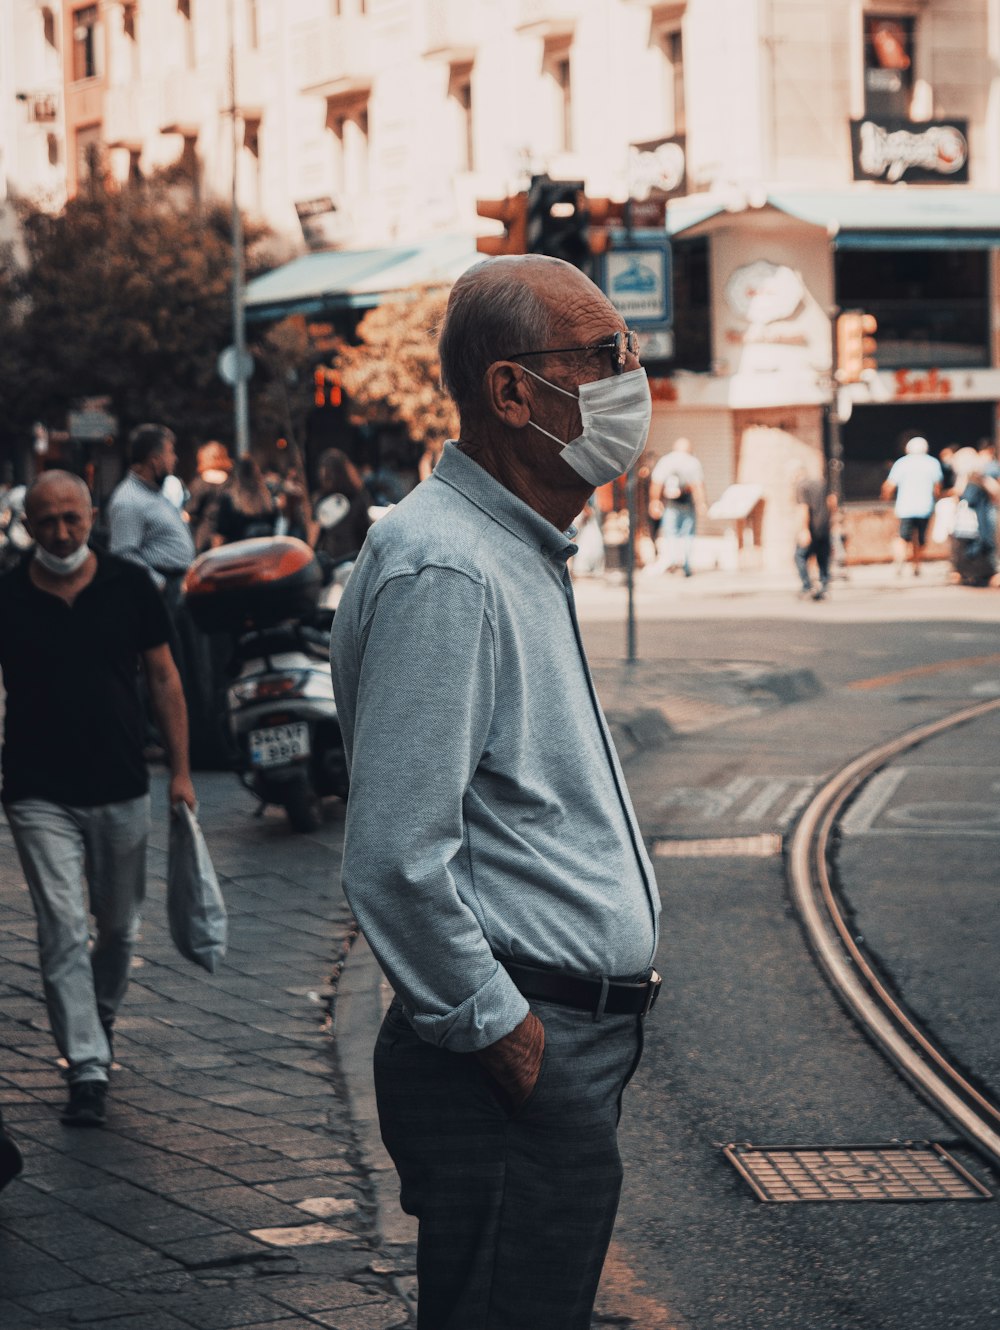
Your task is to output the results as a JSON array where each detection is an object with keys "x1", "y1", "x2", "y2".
[
  {"x1": 330, "y1": 256, "x2": 660, "y2": 1330},
  {"x1": 881, "y1": 436, "x2": 943, "y2": 576},
  {"x1": 0, "y1": 471, "x2": 195, "y2": 1127}
]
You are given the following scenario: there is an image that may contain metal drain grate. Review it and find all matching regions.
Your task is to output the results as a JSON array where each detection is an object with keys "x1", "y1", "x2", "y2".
[{"x1": 722, "y1": 1141, "x2": 993, "y2": 1203}]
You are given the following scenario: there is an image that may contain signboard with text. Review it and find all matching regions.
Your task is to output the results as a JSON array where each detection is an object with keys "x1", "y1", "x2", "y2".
[
  {"x1": 601, "y1": 242, "x2": 671, "y2": 326},
  {"x1": 850, "y1": 118, "x2": 969, "y2": 184}
]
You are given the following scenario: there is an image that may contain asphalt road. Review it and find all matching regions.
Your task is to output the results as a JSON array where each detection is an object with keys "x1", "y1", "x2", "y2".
[{"x1": 569, "y1": 570, "x2": 1000, "y2": 1330}]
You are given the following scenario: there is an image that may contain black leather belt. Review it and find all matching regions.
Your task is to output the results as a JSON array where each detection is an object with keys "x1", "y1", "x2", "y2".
[{"x1": 499, "y1": 959, "x2": 661, "y2": 1018}]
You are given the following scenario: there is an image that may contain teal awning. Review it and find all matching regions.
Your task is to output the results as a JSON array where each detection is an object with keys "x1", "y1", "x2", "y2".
[
  {"x1": 667, "y1": 187, "x2": 1000, "y2": 249},
  {"x1": 246, "y1": 234, "x2": 480, "y2": 322}
]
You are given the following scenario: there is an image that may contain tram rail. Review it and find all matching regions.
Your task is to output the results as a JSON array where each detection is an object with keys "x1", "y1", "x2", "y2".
[{"x1": 787, "y1": 696, "x2": 1000, "y2": 1170}]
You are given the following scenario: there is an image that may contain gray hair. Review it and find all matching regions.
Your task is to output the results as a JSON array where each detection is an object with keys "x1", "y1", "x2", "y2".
[
  {"x1": 905, "y1": 435, "x2": 929, "y2": 455},
  {"x1": 24, "y1": 469, "x2": 92, "y2": 519},
  {"x1": 439, "y1": 259, "x2": 558, "y2": 418}
]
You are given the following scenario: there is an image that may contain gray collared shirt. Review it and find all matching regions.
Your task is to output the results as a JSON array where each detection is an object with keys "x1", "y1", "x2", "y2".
[
  {"x1": 107, "y1": 472, "x2": 195, "y2": 590},
  {"x1": 330, "y1": 443, "x2": 659, "y2": 1053}
]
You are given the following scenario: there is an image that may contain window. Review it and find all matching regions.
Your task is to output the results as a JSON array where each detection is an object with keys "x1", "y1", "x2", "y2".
[
  {"x1": 543, "y1": 43, "x2": 573, "y2": 153},
  {"x1": 658, "y1": 28, "x2": 685, "y2": 135},
  {"x1": 247, "y1": 0, "x2": 259, "y2": 49},
  {"x1": 42, "y1": 5, "x2": 58, "y2": 49},
  {"x1": 243, "y1": 118, "x2": 262, "y2": 211},
  {"x1": 836, "y1": 247, "x2": 989, "y2": 370},
  {"x1": 76, "y1": 123, "x2": 103, "y2": 183},
  {"x1": 449, "y1": 66, "x2": 474, "y2": 173},
  {"x1": 328, "y1": 100, "x2": 369, "y2": 197},
  {"x1": 178, "y1": 0, "x2": 195, "y2": 69},
  {"x1": 863, "y1": 14, "x2": 915, "y2": 119},
  {"x1": 123, "y1": 3, "x2": 139, "y2": 78},
  {"x1": 71, "y1": 5, "x2": 99, "y2": 81},
  {"x1": 668, "y1": 237, "x2": 711, "y2": 372}
]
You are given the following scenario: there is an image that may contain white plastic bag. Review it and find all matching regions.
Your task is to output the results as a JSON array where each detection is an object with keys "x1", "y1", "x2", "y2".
[{"x1": 167, "y1": 803, "x2": 228, "y2": 973}]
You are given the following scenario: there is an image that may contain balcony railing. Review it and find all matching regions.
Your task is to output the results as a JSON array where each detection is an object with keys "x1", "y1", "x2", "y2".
[
  {"x1": 294, "y1": 17, "x2": 373, "y2": 97},
  {"x1": 422, "y1": 0, "x2": 479, "y2": 58},
  {"x1": 515, "y1": 0, "x2": 584, "y2": 32},
  {"x1": 160, "y1": 70, "x2": 214, "y2": 136},
  {"x1": 103, "y1": 82, "x2": 146, "y2": 148}
]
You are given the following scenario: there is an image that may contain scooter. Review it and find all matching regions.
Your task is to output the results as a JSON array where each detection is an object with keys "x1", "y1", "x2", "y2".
[
  {"x1": 225, "y1": 607, "x2": 349, "y2": 832},
  {"x1": 184, "y1": 537, "x2": 349, "y2": 833}
]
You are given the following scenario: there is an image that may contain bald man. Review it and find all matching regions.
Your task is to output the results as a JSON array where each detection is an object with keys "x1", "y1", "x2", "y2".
[
  {"x1": 331, "y1": 257, "x2": 660, "y2": 1329},
  {"x1": 0, "y1": 471, "x2": 195, "y2": 1127}
]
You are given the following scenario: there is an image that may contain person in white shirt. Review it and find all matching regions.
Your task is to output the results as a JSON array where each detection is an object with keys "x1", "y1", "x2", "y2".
[{"x1": 880, "y1": 436, "x2": 943, "y2": 576}]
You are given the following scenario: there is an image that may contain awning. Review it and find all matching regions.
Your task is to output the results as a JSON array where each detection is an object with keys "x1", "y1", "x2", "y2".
[
  {"x1": 667, "y1": 187, "x2": 1000, "y2": 249},
  {"x1": 246, "y1": 233, "x2": 480, "y2": 322}
]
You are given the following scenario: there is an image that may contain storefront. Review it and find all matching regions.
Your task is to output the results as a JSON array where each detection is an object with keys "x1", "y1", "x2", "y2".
[{"x1": 660, "y1": 187, "x2": 1000, "y2": 569}]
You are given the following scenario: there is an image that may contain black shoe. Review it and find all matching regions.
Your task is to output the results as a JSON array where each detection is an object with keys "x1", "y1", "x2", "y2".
[
  {"x1": 61, "y1": 1080, "x2": 108, "y2": 1128},
  {"x1": 0, "y1": 1127, "x2": 23, "y2": 1191}
]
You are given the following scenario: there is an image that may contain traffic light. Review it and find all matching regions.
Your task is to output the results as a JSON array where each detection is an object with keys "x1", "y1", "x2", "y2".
[
  {"x1": 476, "y1": 194, "x2": 528, "y2": 255},
  {"x1": 836, "y1": 311, "x2": 878, "y2": 383},
  {"x1": 313, "y1": 366, "x2": 342, "y2": 407},
  {"x1": 526, "y1": 174, "x2": 589, "y2": 269}
]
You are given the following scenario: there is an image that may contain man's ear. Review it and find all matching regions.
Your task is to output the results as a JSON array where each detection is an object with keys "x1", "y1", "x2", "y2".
[{"x1": 484, "y1": 361, "x2": 532, "y2": 428}]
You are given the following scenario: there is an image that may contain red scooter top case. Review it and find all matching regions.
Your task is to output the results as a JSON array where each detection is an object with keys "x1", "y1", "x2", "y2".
[{"x1": 183, "y1": 537, "x2": 322, "y2": 633}]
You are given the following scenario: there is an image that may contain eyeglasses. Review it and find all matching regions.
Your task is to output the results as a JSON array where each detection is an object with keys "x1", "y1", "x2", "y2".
[{"x1": 506, "y1": 329, "x2": 641, "y2": 376}]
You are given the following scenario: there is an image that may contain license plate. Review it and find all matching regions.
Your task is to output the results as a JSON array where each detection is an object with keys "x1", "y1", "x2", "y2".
[{"x1": 249, "y1": 722, "x2": 310, "y2": 769}]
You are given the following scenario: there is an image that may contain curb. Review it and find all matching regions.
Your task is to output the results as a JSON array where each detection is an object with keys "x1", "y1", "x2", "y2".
[{"x1": 334, "y1": 932, "x2": 418, "y2": 1254}]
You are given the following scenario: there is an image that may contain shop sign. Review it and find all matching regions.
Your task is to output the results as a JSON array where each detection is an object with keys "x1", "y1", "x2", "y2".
[
  {"x1": 602, "y1": 243, "x2": 671, "y2": 324},
  {"x1": 856, "y1": 367, "x2": 1000, "y2": 402},
  {"x1": 724, "y1": 260, "x2": 804, "y2": 326},
  {"x1": 294, "y1": 197, "x2": 347, "y2": 251},
  {"x1": 628, "y1": 136, "x2": 686, "y2": 201},
  {"x1": 850, "y1": 118, "x2": 969, "y2": 184}
]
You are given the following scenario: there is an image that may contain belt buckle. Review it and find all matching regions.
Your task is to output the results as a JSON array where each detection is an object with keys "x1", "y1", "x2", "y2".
[{"x1": 641, "y1": 970, "x2": 662, "y2": 1017}]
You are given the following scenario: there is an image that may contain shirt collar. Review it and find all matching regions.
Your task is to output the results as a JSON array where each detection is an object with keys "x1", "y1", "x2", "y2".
[{"x1": 432, "y1": 442, "x2": 578, "y2": 562}]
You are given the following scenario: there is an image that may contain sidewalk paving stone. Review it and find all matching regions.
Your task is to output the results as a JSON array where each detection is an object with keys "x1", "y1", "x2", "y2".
[{"x1": 1, "y1": 770, "x2": 413, "y2": 1329}]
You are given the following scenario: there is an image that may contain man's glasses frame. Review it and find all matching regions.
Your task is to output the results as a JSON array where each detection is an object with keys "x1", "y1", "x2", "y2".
[{"x1": 505, "y1": 329, "x2": 641, "y2": 376}]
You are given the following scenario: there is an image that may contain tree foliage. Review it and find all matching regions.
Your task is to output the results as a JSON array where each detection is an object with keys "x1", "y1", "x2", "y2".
[
  {"x1": 0, "y1": 173, "x2": 272, "y2": 454},
  {"x1": 334, "y1": 285, "x2": 458, "y2": 455}
]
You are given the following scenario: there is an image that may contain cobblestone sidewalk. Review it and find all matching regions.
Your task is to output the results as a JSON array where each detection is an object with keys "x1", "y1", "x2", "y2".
[{"x1": 0, "y1": 769, "x2": 413, "y2": 1330}]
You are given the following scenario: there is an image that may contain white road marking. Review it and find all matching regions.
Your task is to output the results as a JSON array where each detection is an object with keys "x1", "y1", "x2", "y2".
[{"x1": 839, "y1": 768, "x2": 908, "y2": 834}]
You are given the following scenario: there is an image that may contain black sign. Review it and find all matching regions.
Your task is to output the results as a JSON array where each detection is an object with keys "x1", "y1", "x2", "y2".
[
  {"x1": 850, "y1": 118, "x2": 969, "y2": 184},
  {"x1": 629, "y1": 136, "x2": 687, "y2": 200}
]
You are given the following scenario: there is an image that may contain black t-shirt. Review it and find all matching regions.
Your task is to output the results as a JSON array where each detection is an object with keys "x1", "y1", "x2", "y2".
[
  {"x1": 0, "y1": 551, "x2": 170, "y2": 806},
  {"x1": 795, "y1": 478, "x2": 832, "y2": 539}
]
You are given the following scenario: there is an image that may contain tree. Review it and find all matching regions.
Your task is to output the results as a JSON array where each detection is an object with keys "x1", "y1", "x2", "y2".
[
  {"x1": 334, "y1": 284, "x2": 458, "y2": 466},
  {"x1": 0, "y1": 172, "x2": 273, "y2": 459}
]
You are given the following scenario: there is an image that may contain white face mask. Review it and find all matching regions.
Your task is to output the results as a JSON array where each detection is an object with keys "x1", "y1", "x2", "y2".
[
  {"x1": 34, "y1": 543, "x2": 91, "y2": 577},
  {"x1": 523, "y1": 365, "x2": 653, "y2": 487}
]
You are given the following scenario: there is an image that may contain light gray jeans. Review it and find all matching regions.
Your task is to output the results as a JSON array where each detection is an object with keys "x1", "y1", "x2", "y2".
[{"x1": 5, "y1": 794, "x2": 150, "y2": 1085}]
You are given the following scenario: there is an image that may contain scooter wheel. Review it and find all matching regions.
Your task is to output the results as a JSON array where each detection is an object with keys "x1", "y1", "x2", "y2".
[{"x1": 284, "y1": 784, "x2": 322, "y2": 833}]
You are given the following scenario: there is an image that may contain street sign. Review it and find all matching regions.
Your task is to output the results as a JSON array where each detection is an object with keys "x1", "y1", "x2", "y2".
[
  {"x1": 68, "y1": 405, "x2": 117, "y2": 440},
  {"x1": 218, "y1": 344, "x2": 255, "y2": 385},
  {"x1": 602, "y1": 243, "x2": 671, "y2": 325}
]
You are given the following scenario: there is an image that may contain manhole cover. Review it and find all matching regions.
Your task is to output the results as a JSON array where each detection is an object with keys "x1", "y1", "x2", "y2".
[{"x1": 722, "y1": 1141, "x2": 992, "y2": 1203}]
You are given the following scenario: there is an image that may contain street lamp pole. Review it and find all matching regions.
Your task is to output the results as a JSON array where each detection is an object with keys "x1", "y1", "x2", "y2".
[{"x1": 228, "y1": 0, "x2": 250, "y2": 459}]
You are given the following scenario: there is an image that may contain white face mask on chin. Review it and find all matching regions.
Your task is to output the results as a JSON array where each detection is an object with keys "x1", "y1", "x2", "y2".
[
  {"x1": 523, "y1": 365, "x2": 653, "y2": 488},
  {"x1": 34, "y1": 543, "x2": 91, "y2": 577}
]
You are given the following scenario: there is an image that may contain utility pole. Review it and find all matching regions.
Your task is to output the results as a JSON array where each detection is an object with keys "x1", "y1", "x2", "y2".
[{"x1": 228, "y1": 0, "x2": 250, "y2": 458}]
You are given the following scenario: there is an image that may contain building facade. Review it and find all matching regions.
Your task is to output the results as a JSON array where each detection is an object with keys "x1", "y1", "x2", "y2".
[{"x1": 4, "y1": 0, "x2": 1000, "y2": 563}]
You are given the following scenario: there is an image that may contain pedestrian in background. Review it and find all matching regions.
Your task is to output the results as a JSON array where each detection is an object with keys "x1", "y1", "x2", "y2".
[
  {"x1": 880, "y1": 436, "x2": 942, "y2": 577},
  {"x1": 331, "y1": 254, "x2": 660, "y2": 1330},
  {"x1": 186, "y1": 441, "x2": 233, "y2": 554},
  {"x1": 212, "y1": 456, "x2": 279, "y2": 545},
  {"x1": 0, "y1": 471, "x2": 196, "y2": 1126},
  {"x1": 649, "y1": 437, "x2": 706, "y2": 577},
  {"x1": 107, "y1": 423, "x2": 196, "y2": 613},
  {"x1": 794, "y1": 468, "x2": 837, "y2": 600},
  {"x1": 311, "y1": 448, "x2": 372, "y2": 564}
]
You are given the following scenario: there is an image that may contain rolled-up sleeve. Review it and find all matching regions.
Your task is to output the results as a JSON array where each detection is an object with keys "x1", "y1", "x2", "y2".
[{"x1": 337, "y1": 564, "x2": 529, "y2": 1052}]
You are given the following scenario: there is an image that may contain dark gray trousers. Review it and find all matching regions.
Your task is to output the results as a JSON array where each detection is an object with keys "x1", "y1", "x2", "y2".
[{"x1": 374, "y1": 996, "x2": 644, "y2": 1330}]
